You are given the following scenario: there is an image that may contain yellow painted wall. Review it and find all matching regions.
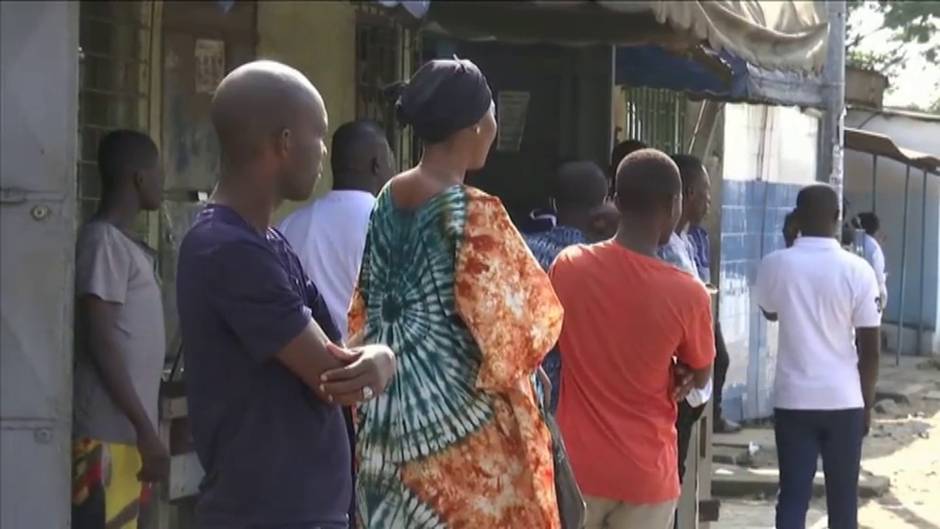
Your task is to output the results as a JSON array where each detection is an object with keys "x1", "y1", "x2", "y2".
[{"x1": 256, "y1": 0, "x2": 358, "y2": 219}]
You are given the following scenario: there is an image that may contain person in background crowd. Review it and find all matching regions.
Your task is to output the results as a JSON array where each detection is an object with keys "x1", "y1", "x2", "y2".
[
  {"x1": 279, "y1": 119, "x2": 395, "y2": 341},
  {"x1": 783, "y1": 209, "x2": 800, "y2": 248},
  {"x1": 349, "y1": 58, "x2": 562, "y2": 528},
  {"x1": 586, "y1": 200, "x2": 621, "y2": 242},
  {"x1": 72, "y1": 130, "x2": 169, "y2": 529},
  {"x1": 655, "y1": 155, "x2": 721, "y2": 501},
  {"x1": 609, "y1": 139, "x2": 648, "y2": 196},
  {"x1": 518, "y1": 157, "x2": 578, "y2": 235},
  {"x1": 526, "y1": 161, "x2": 608, "y2": 269},
  {"x1": 176, "y1": 61, "x2": 396, "y2": 529},
  {"x1": 278, "y1": 119, "x2": 394, "y2": 528},
  {"x1": 552, "y1": 149, "x2": 714, "y2": 529},
  {"x1": 852, "y1": 212, "x2": 888, "y2": 311},
  {"x1": 756, "y1": 184, "x2": 881, "y2": 529},
  {"x1": 588, "y1": 140, "x2": 648, "y2": 241},
  {"x1": 520, "y1": 205, "x2": 560, "y2": 234},
  {"x1": 524, "y1": 160, "x2": 609, "y2": 411},
  {"x1": 671, "y1": 155, "x2": 741, "y2": 436}
]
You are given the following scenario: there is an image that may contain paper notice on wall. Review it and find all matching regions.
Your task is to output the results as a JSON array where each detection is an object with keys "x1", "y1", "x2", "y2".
[
  {"x1": 496, "y1": 91, "x2": 530, "y2": 152},
  {"x1": 194, "y1": 39, "x2": 225, "y2": 94}
]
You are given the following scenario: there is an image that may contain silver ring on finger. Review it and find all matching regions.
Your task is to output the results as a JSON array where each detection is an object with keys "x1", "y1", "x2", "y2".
[{"x1": 362, "y1": 386, "x2": 375, "y2": 401}]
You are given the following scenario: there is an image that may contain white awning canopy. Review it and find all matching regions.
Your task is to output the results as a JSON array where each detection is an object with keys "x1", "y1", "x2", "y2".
[
  {"x1": 637, "y1": 1, "x2": 829, "y2": 72},
  {"x1": 381, "y1": 1, "x2": 830, "y2": 73}
]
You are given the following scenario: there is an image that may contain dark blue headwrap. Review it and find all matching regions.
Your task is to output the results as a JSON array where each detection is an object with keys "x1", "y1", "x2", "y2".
[{"x1": 394, "y1": 58, "x2": 493, "y2": 144}]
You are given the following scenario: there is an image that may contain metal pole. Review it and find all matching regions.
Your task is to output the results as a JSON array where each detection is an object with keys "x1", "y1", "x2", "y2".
[
  {"x1": 896, "y1": 165, "x2": 911, "y2": 365},
  {"x1": 871, "y1": 154, "x2": 878, "y2": 213},
  {"x1": 818, "y1": 1, "x2": 846, "y2": 196},
  {"x1": 918, "y1": 169, "x2": 928, "y2": 355}
]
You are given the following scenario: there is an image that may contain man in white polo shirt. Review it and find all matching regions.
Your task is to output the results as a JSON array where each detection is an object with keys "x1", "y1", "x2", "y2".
[
  {"x1": 756, "y1": 184, "x2": 881, "y2": 529},
  {"x1": 279, "y1": 120, "x2": 394, "y2": 340}
]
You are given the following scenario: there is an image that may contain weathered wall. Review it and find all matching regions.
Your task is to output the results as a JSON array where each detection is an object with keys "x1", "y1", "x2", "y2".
[
  {"x1": 1, "y1": 2, "x2": 79, "y2": 528},
  {"x1": 256, "y1": 0, "x2": 357, "y2": 219},
  {"x1": 719, "y1": 104, "x2": 820, "y2": 421}
]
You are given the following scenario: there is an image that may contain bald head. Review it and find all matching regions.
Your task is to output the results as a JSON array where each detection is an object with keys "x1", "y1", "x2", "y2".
[
  {"x1": 211, "y1": 60, "x2": 328, "y2": 200},
  {"x1": 795, "y1": 184, "x2": 839, "y2": 237},
  {"x1": 331, "y1": 120, "x2": 393, "y2": 194},
  {"x1": 554, "y1": 161, "x2": 607, "y2": 211}
]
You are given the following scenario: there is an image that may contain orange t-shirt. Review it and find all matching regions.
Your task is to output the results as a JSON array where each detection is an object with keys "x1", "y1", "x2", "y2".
[{"x1": 549, "y1": 241, "x2": 715, "y2": 504}]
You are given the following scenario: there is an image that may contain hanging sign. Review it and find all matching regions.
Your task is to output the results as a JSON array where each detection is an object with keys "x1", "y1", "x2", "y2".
[{"x1": 194, "y1": 39, "x2": 225, "y2": 94}]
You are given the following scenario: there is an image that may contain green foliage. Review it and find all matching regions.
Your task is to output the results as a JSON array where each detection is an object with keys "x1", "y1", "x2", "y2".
[{"x1": 846, "y1": 1, "x2": 940, "y2": 76}]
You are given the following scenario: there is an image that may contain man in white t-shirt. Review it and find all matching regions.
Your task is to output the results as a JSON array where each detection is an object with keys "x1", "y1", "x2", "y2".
[
  {"x1": 756, "y1": 184, "x2": 882, "y2": 529},
  {"x1": 279, "y1": 120, "x2": 394, "y2": 341}
]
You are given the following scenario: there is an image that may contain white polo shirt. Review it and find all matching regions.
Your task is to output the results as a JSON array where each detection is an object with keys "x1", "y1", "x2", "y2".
[
  {"x1": 279, "y1": 189, "x2": 376, "y2": 341},
  {"x1": 756, "y1": 237, "x2": 882, "y2": 410}
]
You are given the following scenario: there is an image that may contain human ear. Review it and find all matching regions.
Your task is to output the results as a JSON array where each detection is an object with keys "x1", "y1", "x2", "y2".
[{"x1": 277, "y1": 128, "x2": 293, "y2": 157}]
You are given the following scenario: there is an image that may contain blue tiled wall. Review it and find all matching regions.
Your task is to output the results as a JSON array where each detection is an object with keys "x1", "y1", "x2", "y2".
[{"x1": 719, "y1": 180, "x2": 803, "y2": 421}]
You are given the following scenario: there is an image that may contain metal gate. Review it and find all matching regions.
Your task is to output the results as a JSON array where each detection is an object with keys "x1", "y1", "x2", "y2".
[
  {"x1": 1, "y1": 3, "x2": 80, "y2": 528},
  {"x1": 78, "y1": 0, "x2": 159, "y2": 241},
  {"x1": 355, "y1": 4, "x2": 421, "y2": 170},
  {"x1": 622, "y1": 86, "x2": 687, "y2": 154}
]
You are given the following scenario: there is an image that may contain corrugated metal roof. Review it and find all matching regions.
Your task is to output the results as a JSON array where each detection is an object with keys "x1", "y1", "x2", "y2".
[{"x1": 844, "y1": 127, "x2": 940, "y2": 172}]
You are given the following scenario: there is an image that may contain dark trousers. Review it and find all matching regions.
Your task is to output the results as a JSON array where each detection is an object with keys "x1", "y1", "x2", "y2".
[
  {"x1": 774, "y1": 408, "x2": 865, "y2": 529},
  {"x1": 675, "y1": 401, "x2": 706, "y2": 529},
  {"x1": 713, "y1": 322, "x2": 730, "y2": 419},
  {"x1": 677, "y1": 400, "x2": 706, "y2": 483},
  {"x1": 343, "y1": 407, "x2": 358, "y2": 529}
]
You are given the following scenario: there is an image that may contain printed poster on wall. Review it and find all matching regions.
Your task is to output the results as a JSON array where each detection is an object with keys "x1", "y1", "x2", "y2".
[
  {"x1": 496, "y1": 91, "x2": 530, "y2": 152},
  {"x1": 195, "y1": 39, "x2": 225, "y2": 94}
]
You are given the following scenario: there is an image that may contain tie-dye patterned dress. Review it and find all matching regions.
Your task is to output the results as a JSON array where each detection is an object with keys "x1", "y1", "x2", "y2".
[{"x1": 348, "y1": 184, "x2": 563, "y2": 529}]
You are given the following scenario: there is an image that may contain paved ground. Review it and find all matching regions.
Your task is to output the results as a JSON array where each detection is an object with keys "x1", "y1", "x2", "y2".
[{"x1": 713, "y1": 356, "x2": 940, "y2": 529}]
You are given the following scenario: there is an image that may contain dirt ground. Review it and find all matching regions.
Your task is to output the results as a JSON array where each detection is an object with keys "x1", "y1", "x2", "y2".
[{"x1": 714, "y1": 356, "x2": 940, "y2": 529}]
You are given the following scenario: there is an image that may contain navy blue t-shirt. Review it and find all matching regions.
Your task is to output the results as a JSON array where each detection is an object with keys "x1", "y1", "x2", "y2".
[{"x1": 177, "y1": 204, "x2": 351, "y2": 528}]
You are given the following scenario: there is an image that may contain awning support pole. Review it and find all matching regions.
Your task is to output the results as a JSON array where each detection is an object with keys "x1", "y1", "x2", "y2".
[
  {"x1": 871, "y1": 154, "x2": 878, "y2": 213},
  {"x1": 817, "y1": 0, "x2": 846, "y2": 194},
  {"x1": 896, "y1": 165, "x2": 911, "y2": 365},
  {"x1": 918, "y1": 168, "x2": 928, "y2": 355}
]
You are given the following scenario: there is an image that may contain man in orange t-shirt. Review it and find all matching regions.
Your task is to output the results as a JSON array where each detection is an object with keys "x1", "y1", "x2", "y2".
[{"x1": 550, "y1": 149, "x2": 715, "y2": 529}]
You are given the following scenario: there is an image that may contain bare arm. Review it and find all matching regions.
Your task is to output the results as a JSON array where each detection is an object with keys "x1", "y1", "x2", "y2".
[
  {"x1": 690, "y1": 363, "x2": 713, "y2": 389},
  {"x1": 856, "y1": 326, "x2": 880, "y2": 435},
  {"x1": 277, "y1": 320, "x2": 396, "y2": 406},
  {"x1": 81, "y1": 295, "x2": 168, "y2": 481},
  {"x1": 672, "y1": 361, "x2": 713, "y2": 402},
  {"x1": 856, "y1": 327, "x2": 881, "y2": 409},
  {"x1": 83, "y1": 296, "x2": 158, "y2": 436},
  {"x1": 274, "y1": 320, "x2": 347, "y2": 400}
]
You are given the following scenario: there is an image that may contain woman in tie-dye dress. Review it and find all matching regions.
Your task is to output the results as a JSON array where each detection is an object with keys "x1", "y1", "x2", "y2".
[{"x1": 348, "y1": 59, "x2": 563, "y2": 529}]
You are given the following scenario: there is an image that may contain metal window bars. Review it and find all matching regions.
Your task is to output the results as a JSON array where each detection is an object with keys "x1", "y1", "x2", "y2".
[
  {"x1": 622, "y1": 85, "x2": 687, "y2": 155},
  {"x1": 77, "y1": 1, "x2": 156, "y2": 238}
]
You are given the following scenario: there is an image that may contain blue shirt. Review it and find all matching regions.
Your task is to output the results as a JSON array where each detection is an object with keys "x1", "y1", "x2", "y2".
[
  {"x1": 524, "y1": 225, "x2": 588, "y2": 271},
  {"x1": 687, "y1": 226, "x2": 711, "y2": 283},
  {"x1": 177, "y1": 204, "x2": 351, "y2": 528},
  {"x1": 523, "y1": 225, "x2": 587, "y2": 412},
  {"x1": 658, "y1": 231, "x2": 699, "y2": 278}
]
